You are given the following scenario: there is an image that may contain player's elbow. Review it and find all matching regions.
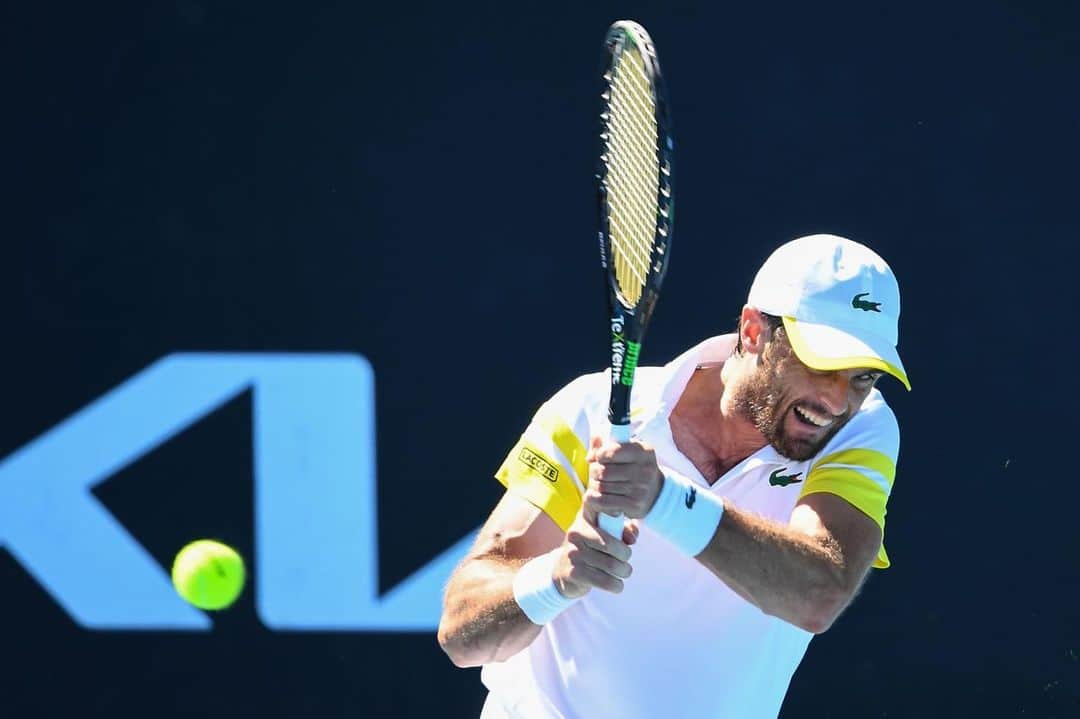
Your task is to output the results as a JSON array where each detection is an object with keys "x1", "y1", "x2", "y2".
[
  {"x1": 795, "y1": 607, "x2": 838, "y2": 634},
  {"x1": 796, "y1": 582, "x2": 852, "y2": 634},
  {"x1": 437, "y1": 629, "x2": 475, "y2": 668},
  {"x1": 437, "y1": 617, "x2": 481, "y2": 668},
  {"x1": 437, "y1": 607, "x2": 500, "y2": 668}
]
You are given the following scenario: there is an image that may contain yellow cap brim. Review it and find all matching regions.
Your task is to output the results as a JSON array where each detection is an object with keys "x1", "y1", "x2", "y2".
[{"x1": 783, "y1": 316, "x2": 911, "y2": 391}]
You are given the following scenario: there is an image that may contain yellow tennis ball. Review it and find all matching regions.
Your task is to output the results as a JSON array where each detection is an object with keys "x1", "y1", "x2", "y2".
[{"x1": 171, "y1": 539, "x2": 246, "y2": 610}]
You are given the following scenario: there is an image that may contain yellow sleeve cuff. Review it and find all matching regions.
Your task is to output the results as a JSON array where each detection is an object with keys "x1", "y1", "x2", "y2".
[
  {"x1": 493, "y1": 413, "x2": 589, "y2": 532},
  {"x1": 801, "y1": 448, "x2": 896, "y2": 569}
]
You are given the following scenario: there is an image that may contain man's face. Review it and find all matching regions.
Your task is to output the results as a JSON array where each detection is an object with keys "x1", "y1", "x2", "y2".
[{"x1": 734, "y1": 328, "x2": 882, "y2": 460}]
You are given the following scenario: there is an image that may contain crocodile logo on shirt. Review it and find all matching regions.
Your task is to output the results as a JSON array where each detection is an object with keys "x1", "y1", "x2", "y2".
[
  {"x1": 851, "y1": 292, "x2": 882, "y2": 312},
  {"x1": 769, "y1": 469, "x2": 803, "y2": 487}
]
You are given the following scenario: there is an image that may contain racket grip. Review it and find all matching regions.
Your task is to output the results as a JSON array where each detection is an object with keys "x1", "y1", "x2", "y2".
[
  {"x1": 599, "y1": 423, "x2": 633, "y2": 537},
  {"x1": 598, "y1": 512, "x2": 625, "y2": 538},
  {"x1": 610, "y1": 424, "x2": 632, "y2": 443}
]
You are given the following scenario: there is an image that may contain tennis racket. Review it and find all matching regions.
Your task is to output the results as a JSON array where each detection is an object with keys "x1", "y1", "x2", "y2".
[{"x1": 596, "y1": 20, "x2": 675, "y2": 538}]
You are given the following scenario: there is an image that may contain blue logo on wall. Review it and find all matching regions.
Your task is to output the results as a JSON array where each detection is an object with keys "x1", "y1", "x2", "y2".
[{"x1": 0, "y1": 353, "x2": 474, "y2": 632}]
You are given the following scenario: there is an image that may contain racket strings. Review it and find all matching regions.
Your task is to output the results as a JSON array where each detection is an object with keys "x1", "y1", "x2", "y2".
[{"x1": 606, "y1": 43, "x2": 659, "y2": 307}]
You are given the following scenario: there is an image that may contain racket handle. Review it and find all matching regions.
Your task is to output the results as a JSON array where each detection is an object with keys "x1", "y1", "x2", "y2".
[
  {"x1": 599, "y1": 423, "x2": 633, "y2": 537},
  {"x1": 598, "y1": 512, "x2": 625, "y2": 538}
]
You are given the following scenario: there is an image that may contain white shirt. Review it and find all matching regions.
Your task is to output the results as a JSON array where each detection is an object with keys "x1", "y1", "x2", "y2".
[{"x1": 483, "y1": 335, "x2": 900, "y2": 718}]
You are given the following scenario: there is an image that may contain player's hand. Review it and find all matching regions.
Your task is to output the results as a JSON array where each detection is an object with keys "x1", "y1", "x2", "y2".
[
  {"x1": 585, "y1": 437, "x2": 664, "y2": 520},
  {"x1": 551, "y1": 507, "x2": 638, "y2": 599}
]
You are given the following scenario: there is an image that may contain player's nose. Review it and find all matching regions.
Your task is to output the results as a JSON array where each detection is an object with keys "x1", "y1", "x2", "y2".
[{"x1": 816, "y1": 372, "x2": 849, "y2": 416}]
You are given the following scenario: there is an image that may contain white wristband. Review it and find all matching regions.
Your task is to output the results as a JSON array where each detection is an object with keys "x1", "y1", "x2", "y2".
[
  {"x1": 512, "y1": 551, "x2": 579, "y2": 626},
  {"x1": 645, "y1": 473, "x2": 724, "y2": 557}
]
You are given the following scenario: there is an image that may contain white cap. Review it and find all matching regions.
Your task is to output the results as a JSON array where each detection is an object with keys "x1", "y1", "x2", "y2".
[{"x1": 747, "y1": 234, "x2": 910, "y2": 390}]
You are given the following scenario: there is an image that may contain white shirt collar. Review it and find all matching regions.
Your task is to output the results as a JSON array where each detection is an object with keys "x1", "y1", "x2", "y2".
[
  {"x1": 656, "y1": 334, "x2": 739, "y2": 411},
  {"x1": 636, "y1": 335, "x2": 791, "y2": 485}
]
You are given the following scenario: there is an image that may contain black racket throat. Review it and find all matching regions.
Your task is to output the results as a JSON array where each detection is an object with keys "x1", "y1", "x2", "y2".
[{"x1": 607, "y1": 303, "x2": 646, "y2": 427}]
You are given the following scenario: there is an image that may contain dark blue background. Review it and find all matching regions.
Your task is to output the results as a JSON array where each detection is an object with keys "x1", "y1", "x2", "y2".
[{"x1": 3, "y1": 1, "x2": 1078, "y2": 716}]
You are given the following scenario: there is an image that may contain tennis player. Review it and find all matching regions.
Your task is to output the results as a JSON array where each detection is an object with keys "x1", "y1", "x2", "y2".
[{"x1": 439, "y1": 235, "x2": 909, "y2": 718}]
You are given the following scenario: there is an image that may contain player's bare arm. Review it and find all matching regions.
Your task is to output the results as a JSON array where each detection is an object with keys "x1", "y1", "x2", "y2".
[
  {"x1": 586, "y1": 440, "x2": 882, "y2": 634},
  {"x1": 438, "y1": 492, "x2": 636, "y2": 667},
  {"x1": 701, "y1": 491, "x2": 880, "y2": 633}
]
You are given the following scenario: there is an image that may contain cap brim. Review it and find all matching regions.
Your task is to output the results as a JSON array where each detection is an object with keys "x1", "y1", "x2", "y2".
[{"x1": 782, "y1": 316, "x2": 911, "y2": 391}]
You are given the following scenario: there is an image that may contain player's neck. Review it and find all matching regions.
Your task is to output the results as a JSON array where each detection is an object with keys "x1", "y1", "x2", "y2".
[{"x1": 669, "y1": 360, "x2": 767, "y2": 483}]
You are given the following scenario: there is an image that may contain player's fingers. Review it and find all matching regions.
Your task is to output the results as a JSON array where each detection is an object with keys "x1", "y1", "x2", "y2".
[
  {"x1": 584, "y1": 487, "x2": 632, "y2": 519},
  {"x1": 623, "y1": 519, "x2": 641, "y2": 546},
  {"x1": 589, "y1": 457, "x2": 637, "y2": 485},
  {"x1": 569, "y1": 550, "x2": 631, "y2": 591},
  {"x1": 595, "y1": 528, "x2": 632, "y2": 563},
  {"x1": 597, "y1": 440, "x2": 653, "y2": 464},
  {"x1": 587, "y1": 436, "x2": 603, "y2": 462},
  {"x1": 571, "y1": 564, "x2": 625, "y2": 594},
  {"x1": 593, "y1": 478, "x2": 632, "y2": 496},
  {"x1": 568, "y1": 518, "x2": 632, "y2": 563},
  {"x1": 577, "y1": 545, "x2": 631, "y2": 577},
  {"x1": 579, "y1": 498, "x2": 599, "y2": 528},
  {"x1": 567, "y1": 539, "x2": 624, "y2": 573},
  {"x1": 589, "y1": 437, "x2": 631, "y2": 462},
  {"x1": 590, "y1": 555, "x2": 632, "y2": 582}
]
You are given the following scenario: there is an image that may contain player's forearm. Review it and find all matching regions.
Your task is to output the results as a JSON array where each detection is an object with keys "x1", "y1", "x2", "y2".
[
  {"x1": 437, "y1": 557, "x2": 543, "y2": 668},
  {"x1": 697, "y1": 502, "x2": 852, "y2": 633}
]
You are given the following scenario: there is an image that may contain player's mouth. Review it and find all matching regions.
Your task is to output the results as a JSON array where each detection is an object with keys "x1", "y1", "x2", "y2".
[{"x1": 790, "y1": 404, "x2": 836, "y2": 431}]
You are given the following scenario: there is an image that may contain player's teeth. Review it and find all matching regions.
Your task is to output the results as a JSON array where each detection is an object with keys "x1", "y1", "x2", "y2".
[{"x1": 795, "y1": 406, "x2": 831, "y2": 427}]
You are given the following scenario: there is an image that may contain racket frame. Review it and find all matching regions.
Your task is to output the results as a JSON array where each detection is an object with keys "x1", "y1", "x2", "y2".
[{"x1": 597, "y1": 20, "x2": 675, "y2": 432}]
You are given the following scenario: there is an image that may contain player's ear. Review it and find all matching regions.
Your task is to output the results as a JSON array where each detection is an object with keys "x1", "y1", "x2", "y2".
[{"x1": 739, "y1": 306, "x2": 769, "y2": 355}]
